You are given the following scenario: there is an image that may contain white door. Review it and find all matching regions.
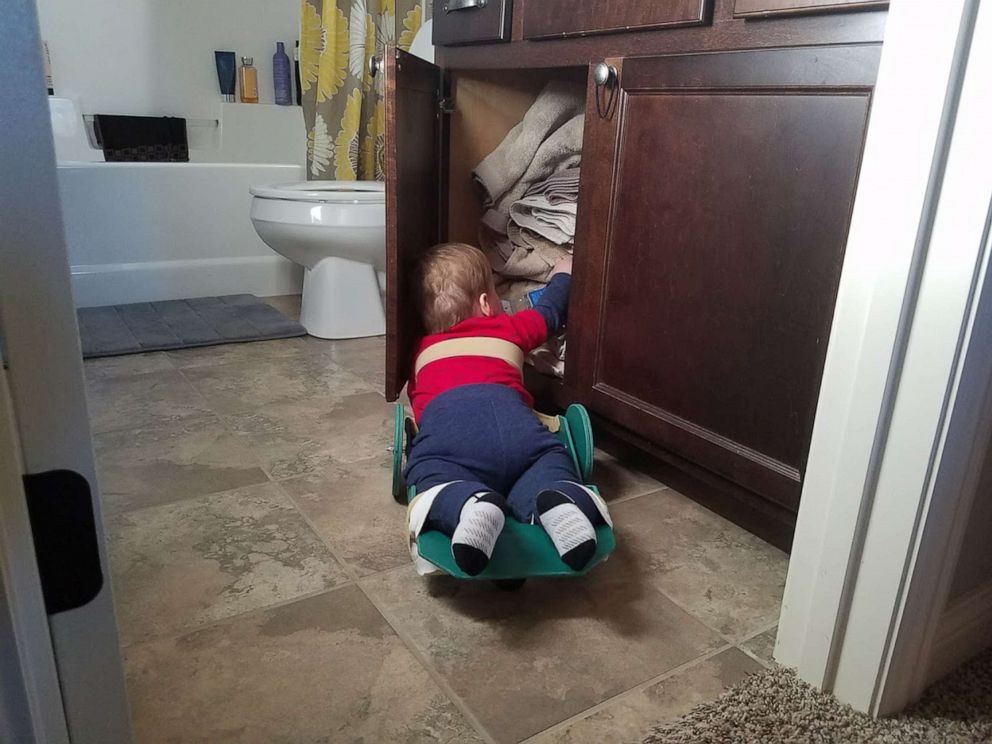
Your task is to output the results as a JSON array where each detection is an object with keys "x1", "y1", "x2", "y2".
[
  {"x1": 777, "y1": 0, "x2": 992, "y2": 715},
  {"x1": 0, "y1": 1, "x2": 132, "y2": 742}
]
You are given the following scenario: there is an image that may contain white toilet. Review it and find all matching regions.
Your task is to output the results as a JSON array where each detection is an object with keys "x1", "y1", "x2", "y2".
[{"x1": 249, "y1": 181, "x2": 386, "y2": 339}]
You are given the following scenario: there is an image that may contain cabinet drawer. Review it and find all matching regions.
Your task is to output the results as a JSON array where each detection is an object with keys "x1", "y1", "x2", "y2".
[
  {"x1": 432, "y1": 0, "x2": 512, "y2": 46},
  {"x1": 522, "y1": 0, "x2": 710, "y2": 40},
  {"x1": 734, "y1": 0, "x2": 887, "y2": 18}
]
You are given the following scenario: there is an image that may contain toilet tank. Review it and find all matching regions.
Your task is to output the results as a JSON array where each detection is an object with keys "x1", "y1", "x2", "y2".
[{"x1": 48, "y1": 97, "x2": 104, "y2": 163}]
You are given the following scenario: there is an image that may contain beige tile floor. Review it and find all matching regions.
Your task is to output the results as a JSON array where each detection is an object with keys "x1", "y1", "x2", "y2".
[{"x1": 87, "y1": 295, "x2": 789, "y2": 744}]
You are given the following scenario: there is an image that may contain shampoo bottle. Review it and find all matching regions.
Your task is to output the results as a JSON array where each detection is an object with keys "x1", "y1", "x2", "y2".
[
  {"x1": 294, "y1": 41, "x2": 302, "y2": 106},
  {"x1": 239, "y1": 57, "x2": 258, "y2": 103},
  {"x1": 273, "y1": 42, "x2": 292, "y2": 105}
]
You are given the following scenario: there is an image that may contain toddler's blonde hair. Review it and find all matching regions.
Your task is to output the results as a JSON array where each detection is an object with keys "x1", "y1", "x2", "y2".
[{"x1": 414, "y1": 242, "x2": 494, "y2": 334}]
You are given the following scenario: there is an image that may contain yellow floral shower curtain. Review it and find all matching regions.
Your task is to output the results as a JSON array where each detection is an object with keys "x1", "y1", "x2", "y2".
[{"x1": 300, "y1": 0, "x2": 429, "y2": 181}]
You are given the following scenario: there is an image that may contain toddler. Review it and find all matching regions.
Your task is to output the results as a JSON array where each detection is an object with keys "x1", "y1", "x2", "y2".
[{"x1": 404, "y1": 242, "x2": 610, "y2": 576}]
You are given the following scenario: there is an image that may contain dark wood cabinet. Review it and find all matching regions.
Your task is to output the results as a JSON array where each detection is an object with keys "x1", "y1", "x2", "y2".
[
  {"x1": 569, "y1": 45, "x2": 879, "y2": 510},
  {"x1": 522, "y1": 0, "x2": 711, "y2": 39},
  {"x1": 734, "y1": 0, "x2": 887, "y2": 18},
  {"x1": 432, "y1": 0, "x2": 512, "y2": 46},
  {"x1": 386, "y1": 1, "x2": 886, "y2": 548}
]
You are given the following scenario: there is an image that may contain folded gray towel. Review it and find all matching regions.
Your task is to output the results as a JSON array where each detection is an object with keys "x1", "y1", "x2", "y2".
[
  {"x1": 524, "y1": 167, "x2": 581, "y2": 202},
  {"x1": 509, "y1": 196, "x2": 578, "y2": 244},
  {"x1": 473, "y1": 81, "x2": 584, "y2": 208}
]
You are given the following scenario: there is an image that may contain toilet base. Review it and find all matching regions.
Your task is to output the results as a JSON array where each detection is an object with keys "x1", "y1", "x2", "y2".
[{"x1": 300, "y1": 256, "x2": 386, "y2": 339}]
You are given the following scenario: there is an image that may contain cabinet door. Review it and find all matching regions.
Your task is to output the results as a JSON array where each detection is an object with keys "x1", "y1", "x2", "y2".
[
  {"x1": 384, "y1": 48, "x2": 445, "y2": 401},
  {"x1": 570, "y1": 45, "x2": 880, "y2": 510}
]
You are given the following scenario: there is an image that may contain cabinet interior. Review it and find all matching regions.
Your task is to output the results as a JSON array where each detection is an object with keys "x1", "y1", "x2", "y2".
[{"x1": 446, "y1": 67, "x2": 588, "y2": 244}]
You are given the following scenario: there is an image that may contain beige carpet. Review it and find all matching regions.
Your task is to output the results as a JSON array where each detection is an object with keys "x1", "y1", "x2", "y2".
[{"x1": 645, "y1": 647, "x2": 992, "y2": 743}]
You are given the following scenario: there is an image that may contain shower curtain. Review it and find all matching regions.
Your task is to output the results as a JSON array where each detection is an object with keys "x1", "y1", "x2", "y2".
[{"x1": 300, "y1": 0, "x2": 431, "y2": 181}]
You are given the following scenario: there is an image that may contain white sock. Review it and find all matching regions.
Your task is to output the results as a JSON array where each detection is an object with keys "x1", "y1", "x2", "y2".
[
  {"x1": 536, "y1": 490, "x2": 597, "y2": 570},
  {"x1": 451, "y1": 492, "x2": 506, "y2": 576}
]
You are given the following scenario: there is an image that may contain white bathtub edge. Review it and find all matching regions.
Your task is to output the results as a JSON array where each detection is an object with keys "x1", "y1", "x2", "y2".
[{"x1": 71, "y1": 255, "x2": 303, "y2": 308}]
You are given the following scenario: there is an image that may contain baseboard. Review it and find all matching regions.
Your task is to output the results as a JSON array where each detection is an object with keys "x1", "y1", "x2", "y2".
[
  {"x1": 70, "y1": 256, "x2": 304, "y2": 307},
  {"x1": 927, "y1": 580, "x2": 992, "y2": 685}
]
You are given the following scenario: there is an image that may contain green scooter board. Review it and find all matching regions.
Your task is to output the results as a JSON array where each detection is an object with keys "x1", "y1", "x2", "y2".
[
  {"x1": 394, "y1": 402, "x2": 615, "y2": 581},
  {"x1": 414, "y1": 486, "x2": 615, "y2": 580}
]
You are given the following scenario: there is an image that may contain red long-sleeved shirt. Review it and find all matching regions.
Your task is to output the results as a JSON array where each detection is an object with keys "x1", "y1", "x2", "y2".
[{"x1": 407, "y1": 274, "x2": 570, "y2": 422}]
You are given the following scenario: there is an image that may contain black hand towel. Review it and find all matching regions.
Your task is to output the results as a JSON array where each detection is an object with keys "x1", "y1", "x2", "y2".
[{"x1": 93, "y1": 115, "x2": 189, "y2": 162}]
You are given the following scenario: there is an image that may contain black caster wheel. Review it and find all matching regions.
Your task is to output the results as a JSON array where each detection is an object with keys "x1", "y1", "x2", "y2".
[
  {"x1": 492, "y1": 578, "x2": 527, "y2": 591},
  {"x1": 392, "y1": 479, "x2": 408, "y2": 504}
]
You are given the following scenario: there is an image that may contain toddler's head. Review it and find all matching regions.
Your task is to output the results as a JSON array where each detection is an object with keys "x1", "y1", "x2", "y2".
[{"x1": 414, "y1": 242, "x2": 501, "y2": 334}]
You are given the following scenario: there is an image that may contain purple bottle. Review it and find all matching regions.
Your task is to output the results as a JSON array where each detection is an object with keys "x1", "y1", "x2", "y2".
[{"x1": 273, "y1": 42, "x2": 292, "y2": 106}]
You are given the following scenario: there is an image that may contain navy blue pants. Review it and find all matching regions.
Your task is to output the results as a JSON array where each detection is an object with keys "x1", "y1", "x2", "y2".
[{"x1": 404, "y1": 384, "x2": 602, "y2": 536}]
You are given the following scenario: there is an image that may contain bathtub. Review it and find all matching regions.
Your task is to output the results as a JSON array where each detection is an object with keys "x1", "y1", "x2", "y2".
[{"x1": 58, "y1": 161, "x2": 305, "y2": 307}]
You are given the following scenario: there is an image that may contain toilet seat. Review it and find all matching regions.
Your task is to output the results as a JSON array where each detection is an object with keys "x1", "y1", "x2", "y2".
[{"x1": 249, "y1": 180, "x2": 385, "y2": 204}]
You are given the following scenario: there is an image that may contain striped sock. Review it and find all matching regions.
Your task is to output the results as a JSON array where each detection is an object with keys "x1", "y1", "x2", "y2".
[
  {"x1": 451, "y1": 492, "x2": 506, "y2": 576},
  {"x1": 537, "y1": 490, "x2": 597, "y2": 570}
]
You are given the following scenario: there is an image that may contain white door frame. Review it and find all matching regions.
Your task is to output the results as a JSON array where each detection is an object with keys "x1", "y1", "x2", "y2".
[
  {"x1": 1, "y1": 0, "x2": 132, "y2": 741},
  {"x1": 0, "y1": 366, "x2": 69, "y2": 744},
  {"x1": 777, "y1": 0, "x2": 992, "y2": 715}
]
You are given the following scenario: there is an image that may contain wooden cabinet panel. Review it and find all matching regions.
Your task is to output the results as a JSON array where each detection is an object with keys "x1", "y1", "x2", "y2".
[
  {"x1": 384, "y1": 48, "x2": 445, "y2": 401},
  {"x1": 570, "y1": 45, "x2": 880, "y2": 509},
  {"x1": 734, "y1": 0, "x2": 887, "y2": 18},
  {"x1": 432, "y1": 0, "x2": 512, "y2": 46},
  {"x1": 523, "y1": 0, "x2": 711, "y2": 39}
]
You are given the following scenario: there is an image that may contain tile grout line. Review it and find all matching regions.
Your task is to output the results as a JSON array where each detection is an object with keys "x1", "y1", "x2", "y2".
[
  {"x1": 604, "y1": 485, "x2": 672, "y2": 507},
  {"x1": 109, "y1": 474, "x2": 359, "y2": 650},
  {"x1": 170, "y1": 362, "x2": 313, "y2": 488},
  {"x1": 735, "y1": 620, "x2": 781, "y2": 669},
  {"x1": 631, "y1": 570, "x2": 781, "y2": 653},
  {"x1": 102, "y1": 472, "x2": 278, "y2": 521},
  {"x1": 270, "y1": 479, "x2": 367, "y2": 586},
  {"x1": 518, "y1": 643, "x2": 736, "y2": 744},
  {"x1": 356, "y1": 569, "x2": 499, "y2": 744},
  {"x1": 117, "y1": 581, "x2": 357, "y2": 651}
]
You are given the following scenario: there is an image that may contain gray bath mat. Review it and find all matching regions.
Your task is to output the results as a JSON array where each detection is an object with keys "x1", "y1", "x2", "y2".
[{"x1": 78, "y1": 294, "x2": 306, "y2": 358}]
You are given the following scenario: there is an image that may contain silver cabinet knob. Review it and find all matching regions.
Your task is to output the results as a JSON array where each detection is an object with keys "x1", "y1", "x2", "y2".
[
  {"x1": 369, "y1": 55, "x2": 380, "y2": 78},
  {"x1": 593, "y1": 63, "x2": 616, "y2": 88},
  {"x1": 593, "y1": 63, "x2": 619, "y2": 119}
]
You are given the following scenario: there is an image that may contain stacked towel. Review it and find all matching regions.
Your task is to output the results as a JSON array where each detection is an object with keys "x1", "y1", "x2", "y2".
[
  {"x1": 509, "y1": 168, "x2": 581, "y2": 245},
  {"x1": 474, "y1": 83, "x2": 586, "y2": 378},
  {"x1": 474, "y1": 81, "x2": 585, "y2": 209},
  {"x1": 479, "y1": 168, "x2": 581, "y2": 284},
  {"x1": 484, "y1": 225, "x2": 571, "y2": 282}
]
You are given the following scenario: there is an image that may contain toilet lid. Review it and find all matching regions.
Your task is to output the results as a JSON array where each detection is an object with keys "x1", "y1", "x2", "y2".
[{"x1": 249, "y1": 180, "x2": 385, "y2": 204}]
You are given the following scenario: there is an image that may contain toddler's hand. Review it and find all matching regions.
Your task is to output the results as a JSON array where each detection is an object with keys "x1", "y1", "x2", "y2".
[{"x1": 551, "y1": 256, "x2": 573, "y2": 277}]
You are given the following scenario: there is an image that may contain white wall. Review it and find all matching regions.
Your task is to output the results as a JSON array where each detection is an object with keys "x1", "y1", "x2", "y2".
[
  {"x1": 37, "y1": 0, "x2": 300, "y2": 115},
  {"x1": 36, "y1": 0, "x2": 305, "y2": 164}
]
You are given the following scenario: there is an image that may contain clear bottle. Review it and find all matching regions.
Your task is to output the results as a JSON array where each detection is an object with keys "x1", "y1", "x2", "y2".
[{"x1": 239, "y1": 56, "x2": 258, "y2": 103}]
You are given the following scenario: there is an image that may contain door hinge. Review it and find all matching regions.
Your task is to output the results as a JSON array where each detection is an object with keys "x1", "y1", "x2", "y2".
[
  {"x1": 23, "y1": 469, "x2": 104, "y2": 615},
  {"x1": 438, "y1": 97, "x2": 455, "y2": 115}
]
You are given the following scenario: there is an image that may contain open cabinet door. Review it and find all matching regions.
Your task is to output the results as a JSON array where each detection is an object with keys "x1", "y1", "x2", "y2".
[{"x1": 384, "y1": 47, "x2": 445, "y2": 401}]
